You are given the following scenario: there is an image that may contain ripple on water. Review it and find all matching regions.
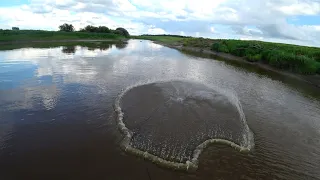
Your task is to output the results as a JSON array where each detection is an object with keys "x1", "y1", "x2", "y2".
[{"x1": 115, "y1": 80, "x2": 254, "y2": 171}]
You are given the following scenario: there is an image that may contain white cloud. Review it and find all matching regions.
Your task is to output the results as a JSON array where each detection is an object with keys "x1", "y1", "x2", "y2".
[
  {"x1": 0, "y1": 0, "x2": 320, "y2": 46},
  {"x1": 315, "y1": 26, "x2": 320, "y2": 31},
  {"x1": 210, "y1": 27, "x2": 215, "y2": 33},
  {"x1": 277, "y1": 2, "x2": 320, "y2": 15},
  {"x1": 147, "y1": 28, "x2": 166, "y2": 34}
]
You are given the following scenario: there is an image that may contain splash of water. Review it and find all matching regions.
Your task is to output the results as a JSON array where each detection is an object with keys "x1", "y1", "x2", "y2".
[{"x1": 114, "y1": 79, "x2": 254, "y2": 171}]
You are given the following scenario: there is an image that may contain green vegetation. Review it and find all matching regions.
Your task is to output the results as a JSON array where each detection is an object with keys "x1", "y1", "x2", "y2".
[
  {"x1": 132, "y1": 35, "x2": 188, "y2": 44},
  {"x1": 59, "y1": 23, "x2": 75, "y2": 32},
  {"x1": 135, "y1": 35, "x2": 320, "y2": 75},
  {"x1": 210, "y1": 39, "x2": 320, "y2": 75},
  {"x1": 79, "y1": 25, "x2": 111, "y2": 33},
  {"x1": 115, "y1": 28, "x2": 130, "y2": 38},
  {"x1": 12, "y1": 27, "x2": 19, "y2": 31},
  {"x1": 79, "y1": 26, "x2": 130, "y2": 37},
  {"x1": 0, "y1": 24, "x2": 130, "y2": 42},
  {"x1": 0, "y1": 30, "x2": 124, "y2": 42}
]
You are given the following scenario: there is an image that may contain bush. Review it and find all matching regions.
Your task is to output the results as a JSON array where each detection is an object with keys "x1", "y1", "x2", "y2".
[
  {"x1": 246, "y1": 54, "x2": 262, "y2": 62},
  {"x1": 218, "y1": 44, "x2": 229, "y2": 53},
  {"x1": 209, "y1": 40, "x2": 320, "y2": 74},
  {"x1": 229, "y1": 44, "x2": 249, "y2": 57},
  {"x1": 211, "y1": 42, "x2": 220, "y2": 51},
  {"x1": 295, "y1": 56, "x2": 318, "y2": 74},
  {"x1": 263, "y1": 51, "x2": 318, "y2": 74},
  {"x1": 312, "y1": 51, "x2": 320, "y2": 62}
]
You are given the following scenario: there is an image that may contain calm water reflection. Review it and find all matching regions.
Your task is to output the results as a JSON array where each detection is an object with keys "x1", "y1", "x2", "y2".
[{"x1": 0, "y1": 40, "x2": 320, "y2": 180}]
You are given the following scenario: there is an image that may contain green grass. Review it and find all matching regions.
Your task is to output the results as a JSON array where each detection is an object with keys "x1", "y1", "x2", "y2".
[
  {"x1": 134, "y1": 35, "x2": 320, "y2": 75},
  {"x1": 210, "y1": 39, "x2": 320, "y2": 74},
  {"x1": 132, "y1": 35, "x2": 187, "y2": 44},
  {"x1": 0, "y1": 30, "x2": 126, "y2": 42}
]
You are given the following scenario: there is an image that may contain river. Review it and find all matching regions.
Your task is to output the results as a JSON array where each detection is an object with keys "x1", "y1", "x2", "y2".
[{"x1": 0, "y1": 40, "x2": 320, "y2": 179}]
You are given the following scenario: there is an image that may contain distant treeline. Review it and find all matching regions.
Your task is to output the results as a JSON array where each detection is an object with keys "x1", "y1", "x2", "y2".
[
  {"x1": 0, "y1": 24, "x2": 130, "y2": 41},
  {"x1": 59, "y1": 23, "x2": 130, "y2": 37},
  {"x1": 0, "y1": 29, "x2": 126, "y2": 42},
  {"x1": 79, "y1": 26, "x2": 130, "y2": 37}
]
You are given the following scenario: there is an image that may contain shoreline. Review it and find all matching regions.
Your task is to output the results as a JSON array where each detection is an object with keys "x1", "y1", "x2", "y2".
[
  {"x1": 1, "y1": 38, "x2": 319, "y2": 88},
  {"x1": 154, "y1": 41, "x2": 320, "y2": 88},
  {"x1": 0, "y1": 39, "x2": 126, "y2": 45}
]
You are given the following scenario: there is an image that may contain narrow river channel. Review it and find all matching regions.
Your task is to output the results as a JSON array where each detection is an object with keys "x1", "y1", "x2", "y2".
[{"x1": 0, "y1": 40, "x2": 319, "y2": 179}]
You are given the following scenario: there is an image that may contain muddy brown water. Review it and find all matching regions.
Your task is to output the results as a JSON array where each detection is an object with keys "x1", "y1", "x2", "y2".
[{"x1": 0, "y1": 40, "x2": 320, "y2": 180}]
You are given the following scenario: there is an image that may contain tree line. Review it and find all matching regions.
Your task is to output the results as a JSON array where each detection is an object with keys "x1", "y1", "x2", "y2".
[{"x1": 59, "y1": 23, "x2": 130, "y2": 37}]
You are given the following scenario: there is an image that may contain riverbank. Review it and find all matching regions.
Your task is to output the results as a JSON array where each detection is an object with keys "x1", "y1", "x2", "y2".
[
  {"x1": 0, "y1": 39, "x2": 127, "y2": 50},
  {"x1": 134, "y1": 35, "x2": 320, "y2": 88},
  {"x1": 0, "y1": 30, "x2": 126, "y2": 43}
]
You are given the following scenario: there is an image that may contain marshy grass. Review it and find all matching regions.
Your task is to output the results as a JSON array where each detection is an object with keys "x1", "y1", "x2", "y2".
[
  {"x1": 132, "y1": 35, "x2": 187, "y2": 44},
  {"x1": 210, "y1": 40, "x2": 320, "y2": 74},
  {"x1": 135, "y1": 35, "x2": 320, "y2": 75}
]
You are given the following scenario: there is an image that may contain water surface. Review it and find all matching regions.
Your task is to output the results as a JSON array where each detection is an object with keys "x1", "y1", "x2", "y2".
[{"x1": 0, "y1": 40, "x2": 320, "y2": 179}]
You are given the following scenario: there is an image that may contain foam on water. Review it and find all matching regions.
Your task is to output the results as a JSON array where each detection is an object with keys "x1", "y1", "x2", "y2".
[{"x1": 114, "y1": 79, "x2": 254, "y2": 171}]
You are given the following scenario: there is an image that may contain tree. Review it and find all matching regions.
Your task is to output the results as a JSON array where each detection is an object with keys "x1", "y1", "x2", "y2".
[
  {"x1": 12, "y1": 27, "x2": 19, "y2": 30},
  {"x1": 83, "y1": 25, "x2": 98, "y2": 32},
  {"x1": 79, "y1": 25, "x2": 111, "y2": 33},
  {"x1": 97, "y1": 26, "x2": 110, "y2": 33},
  {"x1": 59, "y1": 23, "x2": 74, "y2": 32},
  {"x1": 115, "y1": 27, "x2": 130, "y2": 37}
]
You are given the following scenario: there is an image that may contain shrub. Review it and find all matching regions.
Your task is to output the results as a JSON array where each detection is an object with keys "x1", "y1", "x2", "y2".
[
  {"x1": 218, "y1": 44, "x2": 229, "y2": 53},
  {"x1": 246, "y1": 54, "x2": 262, "y2": 62},
  {"x1": 209, "y1": 39, "x2": 320, "y2": 74},
  {"x1": 312, "y1": 51, "x2": 320, "y2": 62},
  {"x1": 211, "y1": 42, "x2": 229, "y2": 52},
  {"x1": 211, "y1": 42, "x2": 220, "y2": 51},
  {"x1": 295, "y1": 56, "x2": 318, "y2": 74}
]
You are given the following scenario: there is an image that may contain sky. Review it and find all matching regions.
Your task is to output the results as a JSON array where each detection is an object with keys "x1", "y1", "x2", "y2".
[{"x1": 1, "y1": 0, "x2": 320, "y2": 47}]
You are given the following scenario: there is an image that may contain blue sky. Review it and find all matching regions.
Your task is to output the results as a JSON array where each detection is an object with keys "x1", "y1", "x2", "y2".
[
  {"x1": 0, "y1": 0, "x2": 29, "y2": 7},
  {"x1": 0, "y1": 0, "x2": 320, "y2": 47},
  {"x1": 287, "y1": 15, "x2": 320, "y2": 25}
]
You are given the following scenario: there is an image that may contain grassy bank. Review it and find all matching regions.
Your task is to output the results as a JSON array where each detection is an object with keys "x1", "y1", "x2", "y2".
[
  {"x1": 132, "y1": 35, "x2": 187, "y2": 44},
  {"x1": 0, "y1": 40, "x2": 127, "y2": 51},
  {"x1": 135, "y1": 35, "x2": 320, "y2": 75},
  {"x1": 0, "y1": 30, "x2": 126, "y2": 42},
  {"x1": 209, "y1": 39, "x2": 320, "y2": 75}
]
